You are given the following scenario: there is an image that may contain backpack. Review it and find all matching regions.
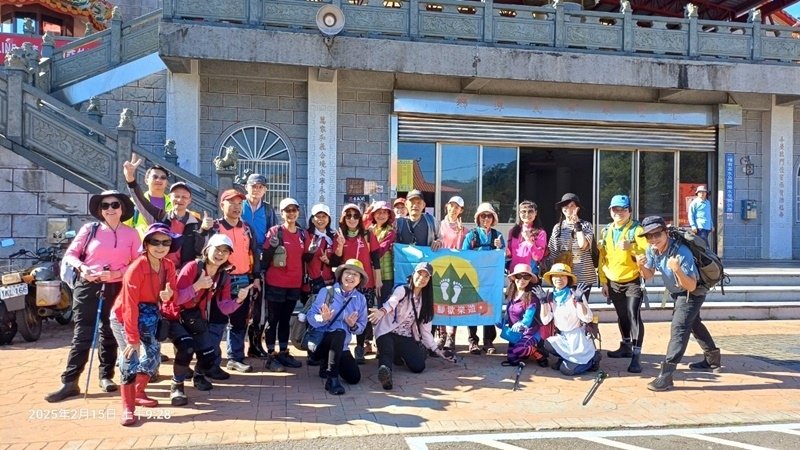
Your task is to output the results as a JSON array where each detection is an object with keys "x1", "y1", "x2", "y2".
[
  {"x1": 470, "y1": 228, "x2": 500, "y2": 250},
  {"x1": 60, "y1": 222, "x2": 99, "y2": 291},
  {"x1": 596, "y1": 220, "x2": 640, "y2": 266},
  {"x1": 667, "y1": 227, "x2": 728, "y2": 293},
  {"x1": 398, "y1": 214, "x2": 438, "y2": 246}
]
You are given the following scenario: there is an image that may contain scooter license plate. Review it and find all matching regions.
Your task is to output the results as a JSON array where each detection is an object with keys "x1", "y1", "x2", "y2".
[{"x1": 0, "y1": 283, "x2": 28, "y2": 300}]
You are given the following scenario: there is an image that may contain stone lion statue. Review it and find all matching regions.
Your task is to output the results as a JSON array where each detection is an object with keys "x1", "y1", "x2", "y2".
[{"x1": 214, "y1": 146, "x2": 238, "y2": 172}]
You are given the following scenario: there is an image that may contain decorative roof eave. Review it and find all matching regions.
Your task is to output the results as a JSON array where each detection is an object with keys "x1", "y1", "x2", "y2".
[{"x1": 10, "y1": 0, "x2": 113, "y2": 31}]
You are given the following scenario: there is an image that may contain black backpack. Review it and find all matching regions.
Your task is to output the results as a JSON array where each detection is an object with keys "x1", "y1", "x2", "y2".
[{"x1": 667, "y1": 227, "x2": 728, "y2": 293}]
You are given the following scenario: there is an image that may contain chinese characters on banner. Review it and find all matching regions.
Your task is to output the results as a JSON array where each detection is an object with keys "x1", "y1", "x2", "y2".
[
  {"x1": 724, "y1": 153, "x2": 735, "y2": 215},
  {"x1": 1, "y1": 33, "x2": 99, "y2": 60}
]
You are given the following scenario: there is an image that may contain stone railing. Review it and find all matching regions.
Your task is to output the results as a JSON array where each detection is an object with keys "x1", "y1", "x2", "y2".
[
  {"x1": 37, "y1": 8, "x2": 161, "y2": 93},
  {"x1": 0, "y1": 68, "x2": 218, "y2": 214},
  {"x1": 162, "y1": 0, "x2": 800, "y2": 64}
]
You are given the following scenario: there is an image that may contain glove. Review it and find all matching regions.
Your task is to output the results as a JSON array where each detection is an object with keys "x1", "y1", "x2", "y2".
[
  {"x1": 531, "y1": 285, "x2": 547, "y2": 303},
  {"x1": 511, "y1": 322, "x2": 525, "y2": 333},
  {"x1": 495, "y1": 322, "x2": 504, "y2": 329},
  {"x1": 575, "y1": 282, "x2": 591, "y2": 300}
]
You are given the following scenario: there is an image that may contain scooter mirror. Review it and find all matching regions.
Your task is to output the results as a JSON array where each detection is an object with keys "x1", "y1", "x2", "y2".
[
  {"x1": 64, "y1": 230, "x2": 76, "y2": 239},
  {"x1": 1, "y1": 238, "x2": 15, "y2": 247}
]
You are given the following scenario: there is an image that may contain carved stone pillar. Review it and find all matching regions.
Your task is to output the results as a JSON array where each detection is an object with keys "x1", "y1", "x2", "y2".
[
  {"x1": 4, "y1": 51, "x2": 27, "y2": 141},
  {"x1": 116, "y1": 109, "x2": 136, "y2": 191},
  {"x1": 86, "y1": 97, "x2": 103, "y2": 124},
  {"x1": 164, "y1": 139, "x2": 179, "y2": 166},
  {"x1": 215, "y1": 168, "x2": 236, "y2": 215}
]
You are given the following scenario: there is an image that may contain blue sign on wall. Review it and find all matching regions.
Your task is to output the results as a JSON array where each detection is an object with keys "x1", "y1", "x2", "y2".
[{"x1": 724, "y1": 153, "x2": 735, "y2": 213}]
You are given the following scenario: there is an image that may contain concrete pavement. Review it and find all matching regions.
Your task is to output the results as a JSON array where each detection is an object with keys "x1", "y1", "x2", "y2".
[{"x1": 1, "y1": 319, "x2": 799, "y2": 449}]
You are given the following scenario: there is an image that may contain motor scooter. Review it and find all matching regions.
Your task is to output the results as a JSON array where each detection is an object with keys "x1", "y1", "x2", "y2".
[{"x1": 0, "y1": 232, "x2": 76, "y2": 344}]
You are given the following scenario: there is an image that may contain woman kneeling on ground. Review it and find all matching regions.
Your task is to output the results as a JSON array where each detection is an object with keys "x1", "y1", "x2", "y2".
[
  {"x1": 306, "y1": 259, "x2": 368, "y2": 395},
  {"x1": 169, "y1": 234, "x2": 251, "y2": 405},
  {"x1": 110, "y1": 223, "x2": 181, "y2": 426},
  {"x1": 369, "y1": 262, "x2": 455, "y2": 390},
  {"x1": 534, "y1": 263, "x2": 600, "y2": 376}
]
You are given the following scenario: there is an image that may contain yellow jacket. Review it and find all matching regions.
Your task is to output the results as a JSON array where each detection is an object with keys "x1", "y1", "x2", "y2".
[
  {"x1": 598, "y1": 219, "x2": 648, "y2": 285},
  {"x1": 124, "y1": 192, "x2": 173, "y2": 239}
]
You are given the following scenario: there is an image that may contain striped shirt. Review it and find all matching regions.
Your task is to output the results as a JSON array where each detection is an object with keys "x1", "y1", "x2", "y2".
[{"x1": 547, "y1": 220, "x2": 597, "y2": 285}]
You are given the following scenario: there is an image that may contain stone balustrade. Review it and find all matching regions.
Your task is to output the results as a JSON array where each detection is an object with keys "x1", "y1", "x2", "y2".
[{"x1": 162, "y1": 0, "x2": 800, "y2": 64}]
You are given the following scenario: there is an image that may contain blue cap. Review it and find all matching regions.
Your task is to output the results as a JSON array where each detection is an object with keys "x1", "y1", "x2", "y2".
[{"x1": 609, "y1": 195, "x2": 631, "y2": 209}]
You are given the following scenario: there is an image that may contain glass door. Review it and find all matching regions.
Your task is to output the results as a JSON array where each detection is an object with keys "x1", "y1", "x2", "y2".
[
  {"x1": 596, "y1": 150, "x2": 634, "y2": 230},
  {"x1": 638, "y1": 151, "x2": 677, "y2": 224}
]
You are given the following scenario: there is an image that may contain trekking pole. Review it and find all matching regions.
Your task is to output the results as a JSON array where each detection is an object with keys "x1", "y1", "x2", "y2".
[
  {"x1": 582, "y1": 371, "x2": 608, "y2": 406},
  {"x1": 512, "y1": 361, "x2": 526, "y2": 391},
  {"x1": 84, "y1": 283, "x2": 106, "y2": 400}
]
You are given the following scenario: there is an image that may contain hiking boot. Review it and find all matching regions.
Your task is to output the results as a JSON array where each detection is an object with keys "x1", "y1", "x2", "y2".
[
  {"x1": 325, "y1": 376, "x2": 346, "y2": 395},
  {"x1": 276, "y1": 350, "x2": 303, "y2": 369},
  {"x1": 205, "y1": 366, "x2": 230, "y2": 380},
  {"x1": 444, "y1": 334, "x2": 455, "y2": 350},
  {"x1": 265, "y1": 352, "x2": 286, "y2": 372},
  {"x1": 99, "y1": 378, "x2": 118, "y2": 393},
  {"x1": 307, "y1": 352, "x2": 321, "y2": 366},
  {"x1": 364, "y1": 341, "x2": 375, "y2": 355},
  {"x1": 607, "y1": 341, "x2": 634, "y2": 358},
  {"x1": 44, "y1": 381, "x2": 80, "y2": 403},
  {"x1": 647, "y1": 362, "x2": 677, "y2": 392},
  {"x1": 170, "y1": 381, "x2": 188, "y2": 407},
  {"x1": 468, "y1": 342, "x2": 481, "y2": 355},
  {"x1": 192, "y1": 374, "x2": 213, "y2": 391},
  {"x1": 354, "y1": 346, "x2": 366, "y2": 365},
  {"x1": 319, "y1": 366, "x2": 329, "y2": 379},
  {"x1": 226, "y1": 360, "x2": 253, "y2": 373},
  {"x1": 688, "y1": 349, "x2": 722, "y2": 373},
  {"x1": 628, "y1": 347, "x2": 642, "y2": 373},
  {"x1": 378, "y1": 365, "x2": 393, "y2": 390}
]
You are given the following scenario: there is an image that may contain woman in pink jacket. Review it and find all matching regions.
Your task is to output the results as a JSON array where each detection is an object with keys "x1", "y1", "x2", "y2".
[
  {"x1": 507, "y1": 200, "x2": 546, "y2": 280},
  {"x1": 45, "y1": 190, "x2": 140, "y2": 403}
]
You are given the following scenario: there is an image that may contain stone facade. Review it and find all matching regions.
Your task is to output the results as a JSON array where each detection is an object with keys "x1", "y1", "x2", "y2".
[
  {"x1": 112, "y1": 0, "x2": 162, "y2": 20},
  {"x1": 794, "y1": 106, "x2": 800, "y2": 259},
  {"x1": 0, "y1": 146, "x2": 92, "y2": 258},
  {"x1": 92, "y1": 72, "x2": 167, "y2": 157}
]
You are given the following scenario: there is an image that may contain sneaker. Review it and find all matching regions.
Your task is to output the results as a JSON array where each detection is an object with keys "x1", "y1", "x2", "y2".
[
  {"x1": 275, "y1": 350, "x2": 303, "y2": 369},
  {"x1": 444, "y1": 334, "x2": 455, "y2": 350},
  {"x1": 205, "y1": 366, "x2": 231, "y2": 380},
  {"x1": 354, "y1": 346, "x2": 366, "y2": 365},
  {"x1": 265, "y1": 353, "x2": 286, "y2": 372},
  {"x1": 484, "y1": 345, "x2": 496, "y2": 355},
  {"x1": 468, "y1": 342, "x2": 481, "y2": 355},
  {"x1": 364, "y1": 341, "x2": 375, "y2": 355},
  {"x1": 377, "y1": 365, "x2": 393, "y2": 390},
  {"x1": 226, "y1": 360, "x2": 253, "y2": 373},
  {"x1": 192, "y1": 374, "x2": 213, "y2": 391}
]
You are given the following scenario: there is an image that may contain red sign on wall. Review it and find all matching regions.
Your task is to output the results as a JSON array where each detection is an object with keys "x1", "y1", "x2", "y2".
[{"x1": 1, "y1": 33, "x2": 99, "y2": 60}]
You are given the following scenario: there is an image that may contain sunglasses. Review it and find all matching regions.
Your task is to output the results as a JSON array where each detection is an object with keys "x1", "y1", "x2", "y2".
[
  {"x1": 513, "y1": 274, "x2": 533, "y2": 281},
  {"x1": 150, "y1": 174, "x2": 168, "y2": 180},
  {"x1": 148, "y1": 238, "x2": 172, "y2": 247},
  {"x1": 644, "y1": 231, "x2": 664, "y2": 239},
  {"x1": 345, "y1": 213, "x2": 361, "y2": 220},
  {"x1": 100, "y1": 201, "x2": 121, "y2": 210}
]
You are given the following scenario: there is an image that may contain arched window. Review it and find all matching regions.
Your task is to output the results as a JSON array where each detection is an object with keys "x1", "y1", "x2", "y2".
[{"x1": 218, "y1": 124, "x2": 292, "y2": 209}]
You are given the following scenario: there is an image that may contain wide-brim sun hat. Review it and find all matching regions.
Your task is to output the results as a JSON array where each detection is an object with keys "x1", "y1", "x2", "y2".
[
  {"x1": 474, "y1": 202, "x2": 498, "y2": 224},
  {"x1": 140, "y1": 223, "x2": 183, "y2": 254},
  {"x1": 369, "y1": 200, "x2": 395, "y2": 224},
  {"x1": 555, "y1": 193, "x2": 581, "y2": 210},
  {"x1": 542, "y1": 263, "x2": 577, "y2": 286},
  {"x1": 203, "y1": 233, "x2": 234, "y2": 255},
  {"x1": 507, "y1": 263, "x2": 535, "y2": 281},
  {"x1": 335, "y1": 258, "x2": 368, "y2": 288},
  {"x1": 88, "y1": 190, "x2": 135, "y2": 222}
]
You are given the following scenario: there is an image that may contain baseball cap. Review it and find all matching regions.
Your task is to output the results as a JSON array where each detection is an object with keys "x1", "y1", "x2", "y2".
[
  {"x1": 279, "y1": 198, "x2": 300, "y2": 211},
  {"x1": 219, "y1": 189, "x2": 245, "y2": 203},
  {"x1": 609, "y1": 195, "x2": 630, "y2": 209},
  {"x1": 447, "y1": 196, "x2": 465, "y2": 207},
  {"x1": 169, "y1": 182, "x2": 192, "y2": 195},
  {"x1": 414, "y1": 261, "x2": 433, "y2": 276},
  {"x1": 310, "y1": 203, "x2": 331, "y2": 217},
  {"x1": 406, "y1": 189, "x2": 424, "y2": 201},
  {"x1": 638, "y1": 216, "x2": 667, "y2": 237},
  {"x1": 247, "y1": 173, "x2": 267, "y2": 186}
]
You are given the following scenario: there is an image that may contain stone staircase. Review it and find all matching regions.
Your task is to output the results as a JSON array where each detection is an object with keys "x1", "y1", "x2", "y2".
[{"x1": 0, "y1": 68, "x2": 218, "y2": 214}]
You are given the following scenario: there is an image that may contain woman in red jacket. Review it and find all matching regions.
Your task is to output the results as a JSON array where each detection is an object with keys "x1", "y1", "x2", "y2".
[
  {"x1": 168, "y1": 234, "x2": 250, "y2": 406},
  {"x1": 332, "y1": 203, "x2": 381, "y2": 364},
  {"x1": 110, "y1": 223, "x2": 182, "y2": 426}
]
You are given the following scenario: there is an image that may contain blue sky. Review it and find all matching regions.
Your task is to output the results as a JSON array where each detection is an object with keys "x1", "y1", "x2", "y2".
[{"x1": 787, "y1": 3, "x2": 800, "y2": 18}]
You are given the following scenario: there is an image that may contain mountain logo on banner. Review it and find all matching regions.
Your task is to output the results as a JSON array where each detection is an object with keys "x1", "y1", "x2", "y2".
[{"x1": 431, "y1": 255, "x2": 490, "y2": 316}]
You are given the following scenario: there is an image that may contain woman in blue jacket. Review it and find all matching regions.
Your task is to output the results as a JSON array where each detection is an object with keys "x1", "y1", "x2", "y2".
[{"x1": 306, "y1": 259, "x2": 368, "y2": 395}]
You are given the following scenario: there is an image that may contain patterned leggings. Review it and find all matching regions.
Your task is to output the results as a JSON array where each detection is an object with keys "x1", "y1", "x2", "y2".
[{"x1": 110, "y1": 303, "x2": 161, "y2": 384}]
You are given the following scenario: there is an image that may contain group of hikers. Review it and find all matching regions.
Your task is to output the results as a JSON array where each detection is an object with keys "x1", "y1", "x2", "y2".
[{"x1": 42, "y1": 154, "x2": 721, "y2": 426}]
